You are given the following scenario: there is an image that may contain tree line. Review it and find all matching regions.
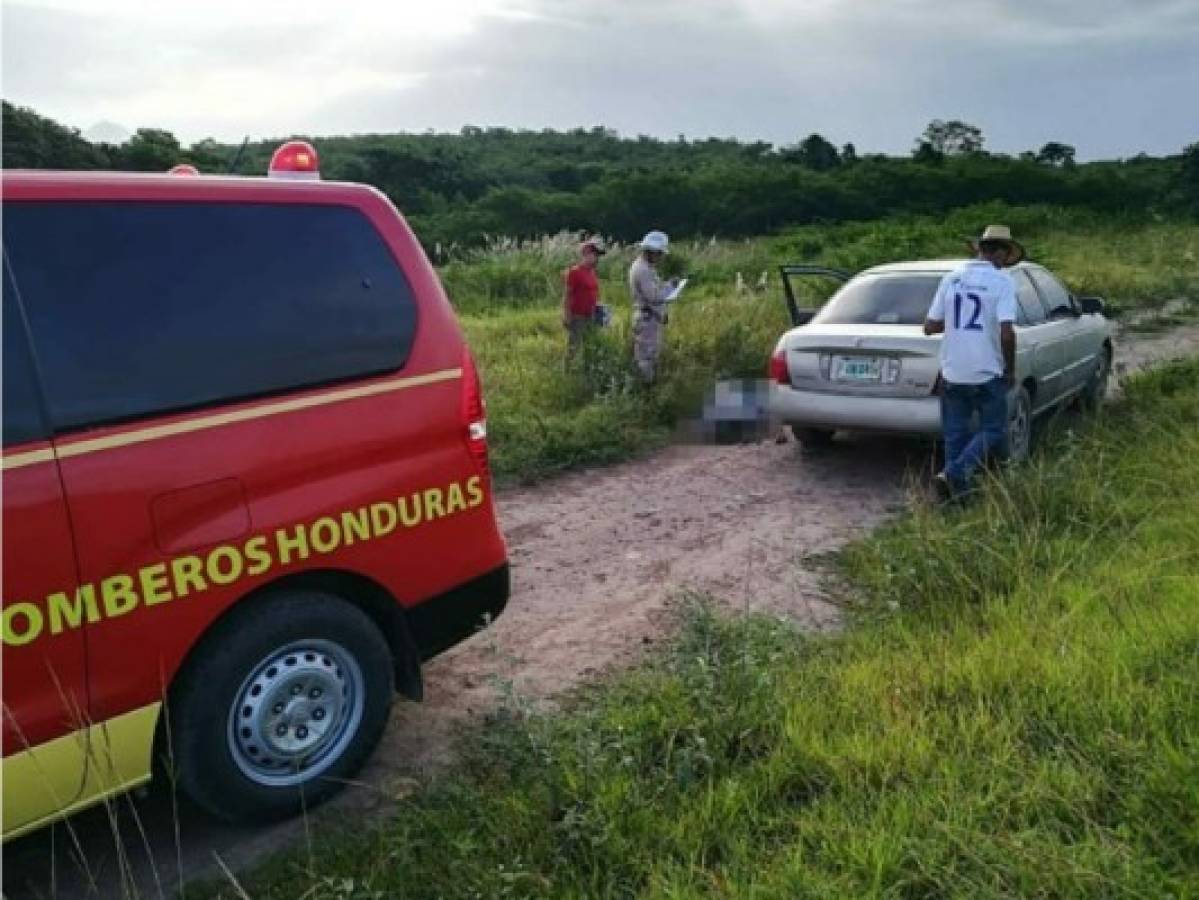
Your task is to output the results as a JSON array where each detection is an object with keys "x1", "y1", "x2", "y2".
[{"x1": 4, "y1": 102, "x2": 1196, "y2": 254}]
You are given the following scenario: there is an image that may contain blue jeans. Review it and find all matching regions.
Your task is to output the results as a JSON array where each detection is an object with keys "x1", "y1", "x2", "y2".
[{"x1": 941, "y1": 377, "x2": 1008, "y2": 493}]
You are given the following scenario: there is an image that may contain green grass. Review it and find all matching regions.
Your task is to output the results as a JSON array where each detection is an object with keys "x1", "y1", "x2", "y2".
[
  {"x1": 466, "y1": 290, "x2": 782, "y2": 482},
  {"x1": 193, "y1": 358, "x2": 1199, "y2": 899},
  {"x1": 447, "y1": 204, "x2": 1199, "y2": 483}
]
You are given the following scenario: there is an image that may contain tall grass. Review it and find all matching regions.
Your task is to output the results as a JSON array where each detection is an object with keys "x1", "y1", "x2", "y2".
[
  {"x1": 443, "y1": 204, "x2": 1199, "y2": 316},
  {"x1": 193, "y1": 359, "x2": 1199, "y2": 899},
  {"x1": 446, "y1": 204, "x2": 1198, "y2": 483},
  {"x1": 466, "y1": 287, "x2": 785, "y2": 482}
]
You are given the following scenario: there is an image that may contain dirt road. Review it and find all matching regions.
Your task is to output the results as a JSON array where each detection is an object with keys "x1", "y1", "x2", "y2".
[{"x1": 5, "y1": 323, "x2": 1197, "y2": 899}]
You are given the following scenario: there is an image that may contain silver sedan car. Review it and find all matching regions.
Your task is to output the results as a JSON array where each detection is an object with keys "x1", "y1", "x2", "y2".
[{"x1": 769, "y1": 260, "x2": 1113, "y2": 459}]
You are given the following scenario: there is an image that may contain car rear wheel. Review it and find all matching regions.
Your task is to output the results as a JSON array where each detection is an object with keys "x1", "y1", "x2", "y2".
[
  {"x1": 167, "y1": 590, "x2": 393, "y2": 823},
  {"x1": 794, "y1": 427, "x2": 835, "y2": 448},
  {"x1": 1007, "y1": 386, "x2": 1033, "y2": 463}
]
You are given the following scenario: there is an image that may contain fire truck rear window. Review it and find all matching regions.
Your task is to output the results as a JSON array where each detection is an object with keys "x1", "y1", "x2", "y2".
[{"x1": 3, "y1": 202, "x2": 419, "y2": 432}]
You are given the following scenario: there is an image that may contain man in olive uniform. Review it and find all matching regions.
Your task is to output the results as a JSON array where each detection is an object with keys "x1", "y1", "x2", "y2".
[{"x1": 628, "y1": 230, "x2": 676, "y2": 383}]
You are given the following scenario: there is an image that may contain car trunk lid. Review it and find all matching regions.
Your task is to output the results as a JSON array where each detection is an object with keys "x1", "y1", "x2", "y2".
[{"x1": 782, "y1": 325, "x2": 941, "y2": 398}]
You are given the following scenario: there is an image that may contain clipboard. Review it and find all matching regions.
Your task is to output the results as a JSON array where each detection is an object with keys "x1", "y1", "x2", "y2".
[{"x1": 664, "y1": 278, "x2": 688, "y2": 302}]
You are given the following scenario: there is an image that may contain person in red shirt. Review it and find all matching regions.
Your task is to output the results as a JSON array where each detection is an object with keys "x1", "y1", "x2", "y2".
[{"x1": 562, "y1": 235, "x2": 606, "y2": 363}]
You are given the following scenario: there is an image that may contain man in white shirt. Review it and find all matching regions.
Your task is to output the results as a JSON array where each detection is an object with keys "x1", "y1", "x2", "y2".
[{"x1": 923, "y1": 225, "x2": 1023, "y2": 499}]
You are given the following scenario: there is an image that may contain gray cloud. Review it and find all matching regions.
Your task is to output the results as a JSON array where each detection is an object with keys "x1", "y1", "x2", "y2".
[{"x1": 4, "y1": 0, "x2": 1196, "y2": 157}]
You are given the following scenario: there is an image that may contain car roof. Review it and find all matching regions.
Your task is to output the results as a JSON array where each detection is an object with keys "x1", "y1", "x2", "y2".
[
  {"x1": 1, "y1": 169, "x2": 387, "y2": 207},
  {"x1": 858, "y1": 259, "x2": 1039, "y2": 276}
]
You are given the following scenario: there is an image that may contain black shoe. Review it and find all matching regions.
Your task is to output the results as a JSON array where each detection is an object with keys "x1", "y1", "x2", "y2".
[{"x1": 932, "y1": 472, "x2": 953, "y2": 504}]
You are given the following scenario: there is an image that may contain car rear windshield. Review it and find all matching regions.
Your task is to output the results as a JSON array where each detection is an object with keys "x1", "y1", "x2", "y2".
[
  {"x1": 3, "y1": 201, "x2": 419, "y2": 432},
  {"x1": 810, "y1": 273, "x2": 943, "y2": 326}
]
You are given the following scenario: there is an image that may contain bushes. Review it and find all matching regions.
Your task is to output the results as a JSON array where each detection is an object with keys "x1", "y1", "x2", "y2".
[
  {"x1": 8, "y1": 102, "x2": 1193, "y2": 254},
  {"x1": 409, "y1": 153, "x2": 1189, "y2": 251}
]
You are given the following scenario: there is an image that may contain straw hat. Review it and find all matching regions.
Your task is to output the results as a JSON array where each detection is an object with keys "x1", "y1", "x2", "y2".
[
  {"x1": 581, "y1": 235, "x2": 607, "y2": 255},
  {"x1": 967, "y1": 224, "x2": 1025, "y2": 267}
]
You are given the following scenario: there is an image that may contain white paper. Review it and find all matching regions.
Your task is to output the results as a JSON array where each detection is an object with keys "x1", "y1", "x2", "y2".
[{"x1": 664, "y1": 278, "x2": 688, "y2": 302}]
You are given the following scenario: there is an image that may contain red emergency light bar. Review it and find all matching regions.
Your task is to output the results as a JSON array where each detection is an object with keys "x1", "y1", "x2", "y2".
[{"x1": 269, "y1": 140, "x2": 320, "y2": 180}]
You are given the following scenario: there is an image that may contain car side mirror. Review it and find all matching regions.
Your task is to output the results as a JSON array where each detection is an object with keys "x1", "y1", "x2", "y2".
[
  {"x1": 1078, "y1": 296, "x2": 1105, "y2": 315},
  {"x1": 1049, "y1": 305, "x2": 1078, "y2": 320}
]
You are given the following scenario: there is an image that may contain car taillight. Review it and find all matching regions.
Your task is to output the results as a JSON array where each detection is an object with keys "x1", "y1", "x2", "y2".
[
  {"x1": 769, "y1": 348, "x2": 790, "y2": 386},
  {"x1": 461, "y1": 348, "x2": 489, "y2": 470}
]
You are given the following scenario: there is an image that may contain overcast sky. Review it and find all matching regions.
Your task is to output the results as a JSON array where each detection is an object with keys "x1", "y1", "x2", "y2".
[{"x1": 3, "y1": 0, "x2": 1197, "y2": 159}]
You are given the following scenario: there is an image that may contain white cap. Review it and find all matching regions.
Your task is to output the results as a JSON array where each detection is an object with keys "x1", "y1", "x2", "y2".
[{"x1": 640, "y1": 230, "x2": 669, "y2": 253}]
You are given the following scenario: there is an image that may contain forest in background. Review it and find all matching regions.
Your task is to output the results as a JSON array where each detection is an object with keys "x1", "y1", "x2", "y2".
[{"x1": 4, "y1": 102, "x2": 1196, "y2": 255}]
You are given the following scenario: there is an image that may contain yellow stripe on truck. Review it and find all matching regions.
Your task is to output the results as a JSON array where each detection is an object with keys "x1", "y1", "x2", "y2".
[
  {"x1": 1, "y1": 702, "x2": 161, "y2": 842},
  {"x1": 0, "y1": 367, "x2": 462, "y2": 471},
  {"x1": 0, "y1": 447, "x2": 55, "y2": 471},
  {"x1": 2, "y1": 476, "x2": 487, "y2": 649}
]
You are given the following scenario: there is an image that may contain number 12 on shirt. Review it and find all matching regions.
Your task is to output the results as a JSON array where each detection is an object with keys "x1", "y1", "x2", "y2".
[{"x1": 953, "y1": 292, "x2": 984, "y2": 331}]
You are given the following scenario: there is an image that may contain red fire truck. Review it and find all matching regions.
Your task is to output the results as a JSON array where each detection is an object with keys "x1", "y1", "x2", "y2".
[{"x1": 1, "y1": 143, "x2": 509, "y2": 838}]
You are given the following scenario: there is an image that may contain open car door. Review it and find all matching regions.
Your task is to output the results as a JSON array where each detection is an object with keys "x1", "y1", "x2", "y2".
[{"x1": 779, "y1": 264, "x2": 852, "y2": 326}]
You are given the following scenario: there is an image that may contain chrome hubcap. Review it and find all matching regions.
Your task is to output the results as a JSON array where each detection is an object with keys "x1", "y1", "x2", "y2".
[{"x1": 227, "y1": 640, "x2": 364, "y2": 787}]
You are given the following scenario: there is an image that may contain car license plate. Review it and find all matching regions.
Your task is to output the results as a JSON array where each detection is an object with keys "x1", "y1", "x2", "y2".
[{"x1": 833, "y1": 356, "x2": 882, "y2": 382}]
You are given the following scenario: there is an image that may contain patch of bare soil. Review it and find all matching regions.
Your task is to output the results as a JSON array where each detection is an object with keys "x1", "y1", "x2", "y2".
[
  {"x1": 1111, "y1": 322, "x2": 1199, "y2": 385},
  {"x1": 5, "y1": 323, "x2": 1197, "y2": 899}
]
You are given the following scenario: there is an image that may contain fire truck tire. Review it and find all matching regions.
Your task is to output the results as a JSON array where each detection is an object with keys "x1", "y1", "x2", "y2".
[{"x1": 168, "y1": 589, "x2": 394, "y2": 823}]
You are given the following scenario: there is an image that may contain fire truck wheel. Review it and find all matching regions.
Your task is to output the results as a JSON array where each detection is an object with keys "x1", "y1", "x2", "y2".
[{"x1": 168, "y1": 589, "x2": 394, "y2": 822}]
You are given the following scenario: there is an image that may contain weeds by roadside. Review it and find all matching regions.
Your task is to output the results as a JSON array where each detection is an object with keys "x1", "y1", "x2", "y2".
[{"x1": 468, "y1": 291, "x2": 785, "y2": 483}]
